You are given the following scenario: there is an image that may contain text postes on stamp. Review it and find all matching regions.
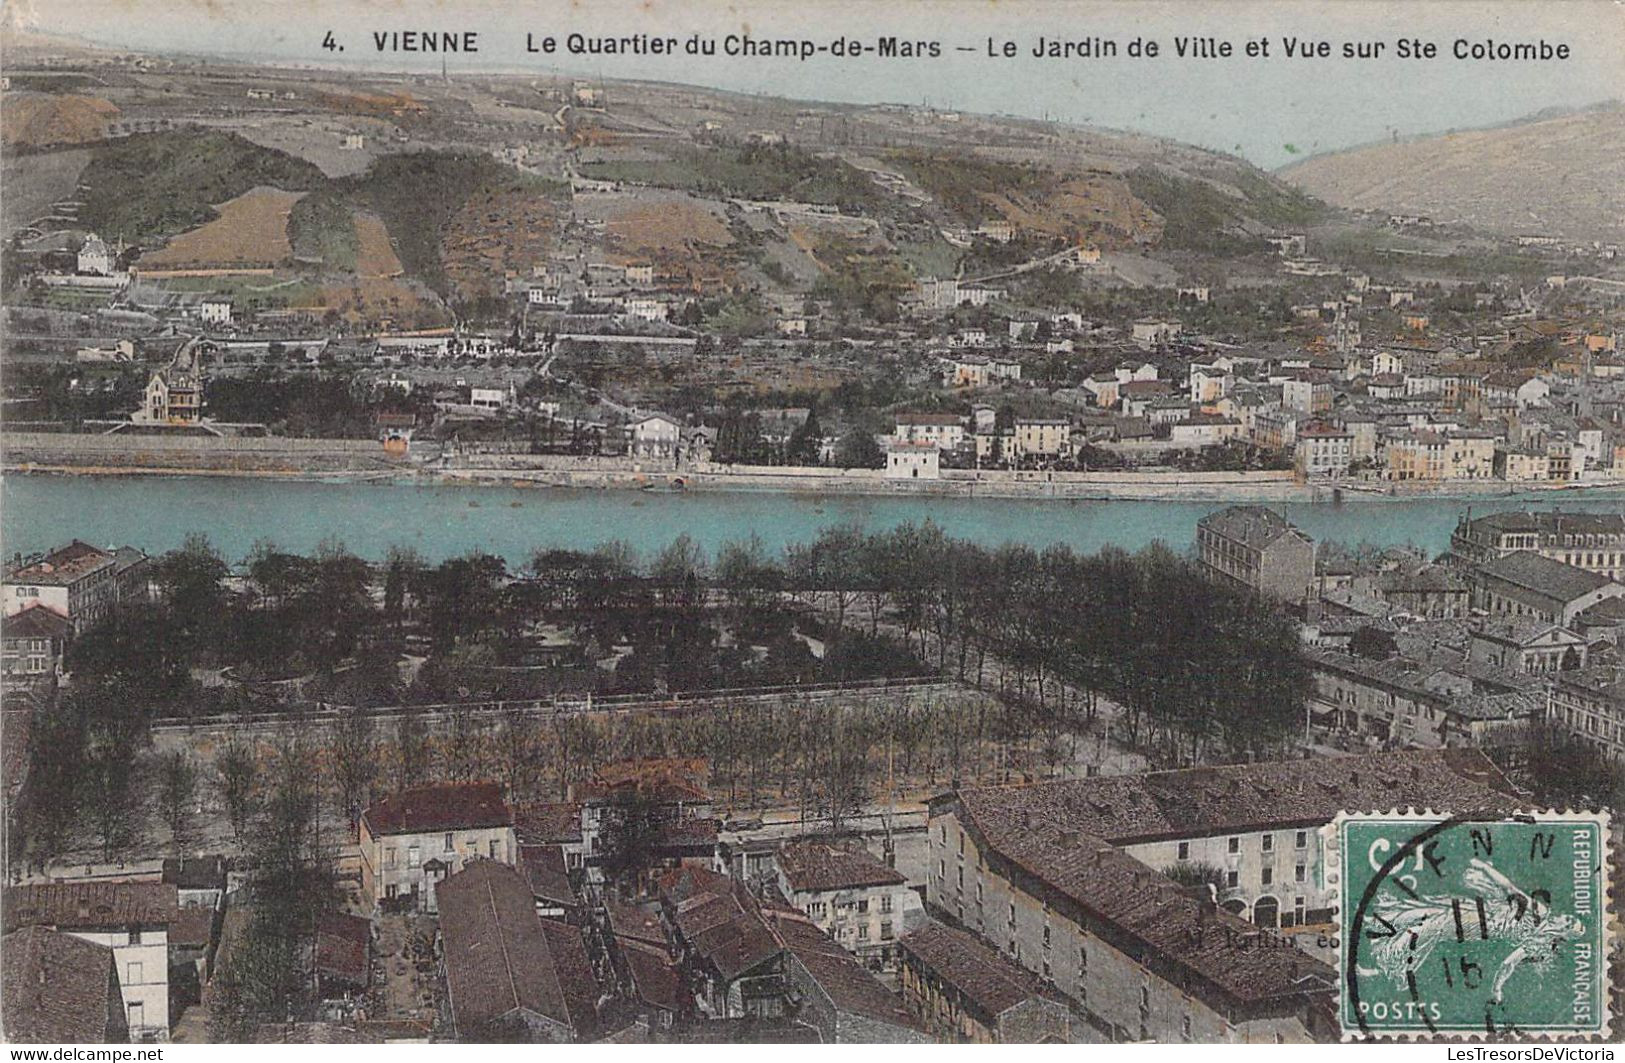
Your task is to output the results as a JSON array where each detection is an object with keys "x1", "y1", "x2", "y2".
[{"x1": 1333, "y1": 810, "x2": 1610, "y2": 1039}]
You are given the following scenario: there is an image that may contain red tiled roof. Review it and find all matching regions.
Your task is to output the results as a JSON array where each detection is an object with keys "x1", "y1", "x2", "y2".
[
  {"x1": 658, "y1": 867, "x2": 781, "y2": 983},
  {"x1": 619, "y1": 939, "x2": 684, "y2": 1013},
  {"x1": 315, "y1": 911, "x2": 371, "y2": 984},
  {"x1": 2, "y1": 606, "x2": 71, "y2": 641},
  {"x1": 4, "y1": 882, "x2": 177, "y2": 931},
  {"x1": 4, "y1": 542, "x2": 115, "y2": 587},
  {"x1": 766, "y1": 905, "x2": 924, "y2": 1033},
  {"x1": 899, "y1": 919, "x2": 1064, "y2": 1018},
  {"x1": 513, "y1": 802, "x2": 583, "y2": 845},
  {"x1": 436, "y1": 860, "x2": 597, "y2": 1039},
  {"x1": 776, "y1": 838, "x2": 905, "y2": 893},
  {"x1": 1, "y1": 927, "x2": 124, "y2": 1043},
  {"x1": 169, "y1": 907, "x2": 215, "y2": 950},
  {"x1": 362, "y1": 783, "x2": 511, "y2": 836}
]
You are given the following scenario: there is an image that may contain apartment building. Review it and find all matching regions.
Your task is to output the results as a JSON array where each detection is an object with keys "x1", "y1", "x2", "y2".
[{"x1": 359, "y1": 783, "x2": 517, "y2": 913}]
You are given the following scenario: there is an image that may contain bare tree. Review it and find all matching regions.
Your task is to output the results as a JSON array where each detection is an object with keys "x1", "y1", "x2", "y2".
[
  {"x1": 332, "y1": 704, "x2": 377, "y2": 829},
  {"x1": 158, "y1": 750, "x2": 198, "y2": 851},
  {"x1": 216, "y1": 735, "x2": 259, "y2": 845}
]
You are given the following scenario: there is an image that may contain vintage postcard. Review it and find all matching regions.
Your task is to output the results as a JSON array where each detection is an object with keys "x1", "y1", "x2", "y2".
[{"x1": 0, "y1": 0, "x2": 1621, "y2": 1049}]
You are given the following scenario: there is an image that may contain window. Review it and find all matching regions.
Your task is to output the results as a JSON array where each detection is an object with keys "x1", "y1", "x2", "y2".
[
  {"x1": 1295, "y1": 864, "x2": 1307, "y2": 883},
  {"x1": 1182, "y1": 1014, "x2": 1192, "y2": 1042},
  {"x1": 1043, "y1": 924, "x2": 1052, "y2": 948},
  {"x1": 1008, "y1": 902, "x2": 1017, "y2": 929},
  {"x1": 1261, "y1": 833, "x2": 1274, "y2": 853},
  {"x1": 956, "y1": 867, "x2": 963, "y2": 889},
  {"x1": 385, "y1": 884, "x2": 397, "y2": 899},
  {"x1": 444, "y1": 832, "x2": 454, "y2": 852},
  {"x1": 128, "y1": 927, "x2": 142, "y2": 946},
  {"x1": 938, "y1": 859, "x2": 945, "y2": 878},
  {"x1": 880, "y1": 921, "x2": 893, "y2": 940},
  {"x1": 128, "y1": 1003, "x2": 144, "y2": 1031},
  {"x1": 858, "y1": 899, "x2": 869, "y2": 914},
  {"x1": 1176, "y1": 841, "x2": 1190, "y2": 861},
  {"x1": 490, "y1": 839, "x2": 502, "y2": 860},
  {"x1": 408, "y1": 846, "x2": 421, "y2": 869},
  {"x1": 1295, "y1": 830, "x2": 1309, "y2": 849},
  {"x1": 385, "y1": 847, "x2": 397, "y2": 869},
  {"x1": 1227, "y1": 836, "x2": 1239, "y2": 854},
  {"x1": 958, "y1": 830, "x2": 965, "y2": 855},
  {"x1": 857, "y1": 924, "x2": 869, "y2": 941},
  {"x1": 1042, "y1": 959, "x2": 1052, "y2": 980},
  {"x1": 880, "y1": 895, "x2": 893, "y2": 913},
  {"x1": 1139, "y1": 985, "x2": 1151, "y2": 1010},
  {"x1": 1225, "y1": 870, "x2": 1238, "y2": 888},
  {"x1": 1262, "y1": 866, "x2": 1273, "y2": 886},
  {"x1": 126, "y1": 961, "x2": 142, "y2": 985}
]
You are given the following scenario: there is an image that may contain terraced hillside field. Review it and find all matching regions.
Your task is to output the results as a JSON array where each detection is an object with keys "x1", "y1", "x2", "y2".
[{"x1": 137, "y1": 186, "x2": 304, "y2": 270}]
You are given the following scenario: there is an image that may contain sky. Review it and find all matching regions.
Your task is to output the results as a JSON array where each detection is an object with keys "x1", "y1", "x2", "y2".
[{"x1": 7, "y1": 0, "x2": 1623, "y2": 169}]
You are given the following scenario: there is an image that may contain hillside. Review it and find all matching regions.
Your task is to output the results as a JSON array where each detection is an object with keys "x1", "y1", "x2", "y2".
[
  {"x1": 1278, "y1": 104, "x2": 1625, "y2": 241},
  {"x1": 1, "y1": 92, "x2": 119, "y2": 148}
]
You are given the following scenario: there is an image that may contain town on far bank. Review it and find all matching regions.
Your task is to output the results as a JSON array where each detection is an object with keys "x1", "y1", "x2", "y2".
[
  {"x1": 4, "y1": 57, "x2": 1623, "y2": 495},
  {"x1": 2, "y1": 500, "x2": 1621, "y2": 1043}
]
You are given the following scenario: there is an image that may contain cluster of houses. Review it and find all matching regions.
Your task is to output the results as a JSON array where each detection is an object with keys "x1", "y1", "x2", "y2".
[
  {"x1": 1197, "y1": 504, "x2": 1625, "y2": 761},
  {"x1": 898, "y1": 318, "x2": 1625, "y2": 480},
  {"x1": 7, "y1": 740, "x2": 1528, "y2": 1045}
]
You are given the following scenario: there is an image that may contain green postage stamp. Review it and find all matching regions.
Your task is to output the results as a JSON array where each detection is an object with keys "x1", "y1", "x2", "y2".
[{"x1": 1332, "y1": 810, "x2": 1611, "y2": 1039}]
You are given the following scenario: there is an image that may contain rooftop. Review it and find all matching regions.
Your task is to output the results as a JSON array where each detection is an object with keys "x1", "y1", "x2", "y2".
[
  {"x1": 766, "y1": 904, "x2": 923, "y2": 1032},
  {"x1": 435, "y1": 860, "x2": 597, "y2": 1039},
  {"x1": 1476, "y1": 552, "x2": 1617, "y2": 603},
  {"x1": 4, "y1": 541, "x2": 117, "y2": 587},
  {"x1": 939, "y1": 749, "x2": 1513, "y2": 847},
  {"x1": 898, "y1": 918, "x2": 1067, "y2": 1019},
  {"x1": 1, "y1": 927, "x2": 122, "y2": 1044},
  {"x1": 4, "y1": 882, "x2": 177, "y2": 932},
  {"x1": 362, "y1": 782, "x2": 511, "y2": 836},
  {"x1": 2, "y1": 606, "x2": 72, "y2": 641},
  {"x1": 1197, "y1": 505, "x2": 1312, "y2": 551},
  {"x1": 776, "y1": 838, "x2": 906, "y2": 893},
  {"x1": 947, "y1": 805, "x2": 1335, "y2": 1010}
]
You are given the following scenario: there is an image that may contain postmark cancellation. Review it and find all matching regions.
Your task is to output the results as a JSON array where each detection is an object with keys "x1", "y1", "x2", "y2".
[{"x1": 1329, "y1": 809, "x2": 1613, "y2": 1040}]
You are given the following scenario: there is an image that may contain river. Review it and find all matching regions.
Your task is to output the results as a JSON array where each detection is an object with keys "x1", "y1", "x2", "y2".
[{"x1": 5, "y1": 473, "x2": 1625, "y2": 565}]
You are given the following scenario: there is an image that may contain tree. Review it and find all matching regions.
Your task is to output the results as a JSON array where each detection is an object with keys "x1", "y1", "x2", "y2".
[
  {"x1": 395, "y1": 705, "x2": 432, "y2": 790},
  {"x1": 785, "y1": 407, "x2": 824, "y2": 466},
  {"x1": 1349, "y1": 625, "x2": 1398, "y2": 660},
  {"x1": 84, "y1": 745, "x2": 136, "y2": 862},
  {"x1": 217, "y1": 736, "x2": 259, "y2": 844},
  {"x1": 157, "y1": 532, "x2": 230, "y2": 658},
  {"x1": 158, "y1": 751, "x2": 198, "y2": 851},
  {"x1": 331, "y1": 704, "x2": 377, "y2": 829},
  {"x1": 833, "y1": 427, "x2": 884, "y2": 469},
  {"x1": 597, "y1": 788, "x2": 665, "y2": 895},
  {"x1": 1164, "y1": 861, "x2": 1227, "y2": 896}
]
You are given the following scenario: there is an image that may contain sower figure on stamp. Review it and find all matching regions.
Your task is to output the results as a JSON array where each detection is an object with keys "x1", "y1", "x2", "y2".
[{"x1": 1359, "y1": 857, "x2": 1588, "y2": 1005}]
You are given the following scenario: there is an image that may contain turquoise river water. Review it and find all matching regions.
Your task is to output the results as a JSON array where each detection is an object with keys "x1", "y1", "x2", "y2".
[{"x1": 5, "y1": 474, "x2": 1625, "y2": 565}]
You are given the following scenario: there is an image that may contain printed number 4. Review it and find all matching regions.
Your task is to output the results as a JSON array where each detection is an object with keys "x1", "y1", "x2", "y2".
[{"x1": 323, "y1": 31, "x2": 341, "y2": 51}]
